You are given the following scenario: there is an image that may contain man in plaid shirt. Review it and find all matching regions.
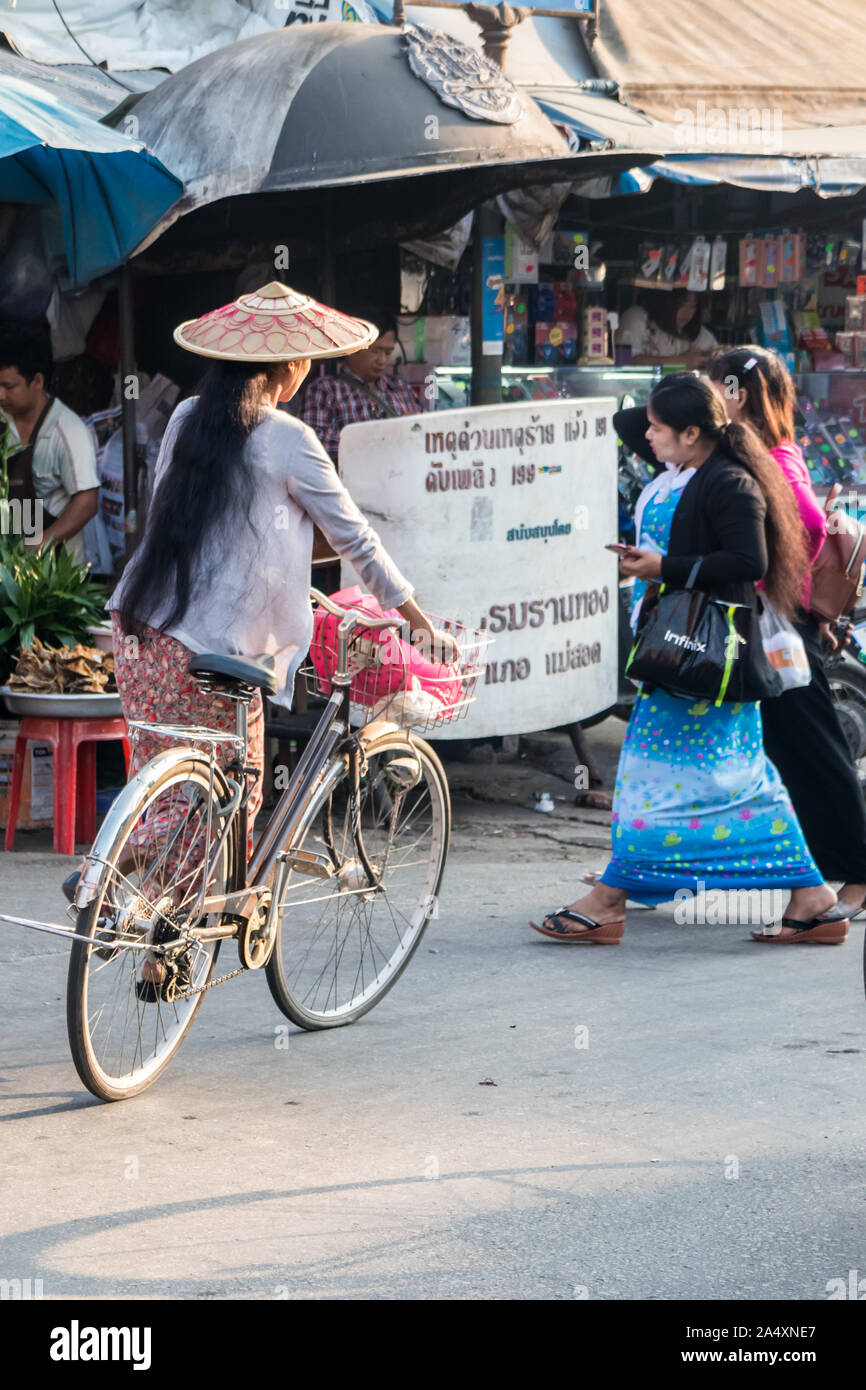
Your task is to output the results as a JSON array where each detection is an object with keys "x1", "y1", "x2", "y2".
[{"x1": 300, "y1": 311, "x2": 419, "y2": 463}]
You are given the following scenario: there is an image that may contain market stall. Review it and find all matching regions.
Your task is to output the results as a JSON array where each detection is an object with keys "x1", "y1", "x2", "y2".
[{"x1": 404, "y1": 192, "x2": 866, "y2": 506}]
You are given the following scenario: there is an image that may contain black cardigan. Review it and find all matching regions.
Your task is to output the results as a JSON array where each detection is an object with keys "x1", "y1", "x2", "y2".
[{"x1": 660, "y1": 449, "x2": 768, "y2": 604}]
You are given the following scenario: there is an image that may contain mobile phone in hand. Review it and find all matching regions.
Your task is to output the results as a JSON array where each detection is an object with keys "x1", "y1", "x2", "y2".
[{"x1": 604, "y1": 542, "x2": 631, "y2": 554}]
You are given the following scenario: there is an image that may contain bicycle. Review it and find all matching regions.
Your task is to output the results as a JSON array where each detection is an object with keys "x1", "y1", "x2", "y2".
[{"x1": 1, "y1": 589, "x2": 488, "y2": 1100}]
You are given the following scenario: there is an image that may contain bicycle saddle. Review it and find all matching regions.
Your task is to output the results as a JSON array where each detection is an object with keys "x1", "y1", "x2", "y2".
[{"x1": 189, "y1": 652, "x2": 277, "y2": 696}]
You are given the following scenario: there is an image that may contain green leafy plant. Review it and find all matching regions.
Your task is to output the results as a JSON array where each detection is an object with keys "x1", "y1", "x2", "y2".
[{"x1": 0, "y1": 541, "x2": 107, "y2": 682}]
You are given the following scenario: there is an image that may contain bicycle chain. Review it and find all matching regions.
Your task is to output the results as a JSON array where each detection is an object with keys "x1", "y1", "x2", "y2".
[{"x1": 173, "y1": 964, "x2": 248, "y2": 1000}]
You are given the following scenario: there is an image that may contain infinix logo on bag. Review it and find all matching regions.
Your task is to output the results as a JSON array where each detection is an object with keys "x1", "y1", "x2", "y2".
[{"x1": 664, "y1": 629, "x2": 706, "y2": 654}]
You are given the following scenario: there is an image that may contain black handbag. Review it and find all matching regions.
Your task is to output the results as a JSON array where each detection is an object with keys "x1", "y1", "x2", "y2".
[{"x1": 626, "y1": 561, "x2": 783, "y2": 704}]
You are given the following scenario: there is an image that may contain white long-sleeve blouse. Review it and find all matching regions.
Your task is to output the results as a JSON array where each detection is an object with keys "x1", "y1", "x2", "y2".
[{"x1": 109, "y1": 398, "x2": 413, "y2": 706}]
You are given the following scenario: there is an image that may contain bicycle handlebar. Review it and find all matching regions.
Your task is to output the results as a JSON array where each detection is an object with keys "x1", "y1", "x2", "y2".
[{"x1": 309, "y1": 586, "x2": 406, "y2": 632}]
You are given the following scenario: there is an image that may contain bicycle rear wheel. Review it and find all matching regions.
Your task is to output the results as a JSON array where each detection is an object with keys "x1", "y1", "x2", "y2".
[
  {"x1": 265, "y1": 733, "x2": 449, "y2": 1028},
  {"x1": 67, "y1": 754, "x2": 239, "y2": 1100}
]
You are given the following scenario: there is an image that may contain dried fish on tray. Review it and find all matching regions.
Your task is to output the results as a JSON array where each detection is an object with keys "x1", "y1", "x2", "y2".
[{"x1": 7, "y1": 637, "x2": 117, "y2": 694}]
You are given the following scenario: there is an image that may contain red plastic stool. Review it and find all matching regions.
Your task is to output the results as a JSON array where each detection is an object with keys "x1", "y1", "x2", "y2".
[{"x1": 4, "y1": 716, "x2": 131, "y2": 856}]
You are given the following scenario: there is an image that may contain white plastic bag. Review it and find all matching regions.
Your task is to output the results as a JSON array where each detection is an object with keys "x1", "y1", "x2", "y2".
[{"x1": 758, "y1": 598, "x2": 811, "y2": 692}]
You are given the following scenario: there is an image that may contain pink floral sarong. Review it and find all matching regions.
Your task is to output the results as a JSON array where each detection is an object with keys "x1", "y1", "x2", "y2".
[{"x1": 111, "y1": 613, "x2": 264, "y2": 863}]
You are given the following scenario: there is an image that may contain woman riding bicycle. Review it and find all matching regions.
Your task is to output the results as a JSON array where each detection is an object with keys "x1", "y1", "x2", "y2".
[{"x1": 90, "y1": 282, "x2": 443, "y2": 987}]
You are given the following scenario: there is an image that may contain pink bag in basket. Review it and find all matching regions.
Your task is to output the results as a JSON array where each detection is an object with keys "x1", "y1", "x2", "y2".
[{"x1": 311, "y1": 586, "x2": 461, "y2": 709}]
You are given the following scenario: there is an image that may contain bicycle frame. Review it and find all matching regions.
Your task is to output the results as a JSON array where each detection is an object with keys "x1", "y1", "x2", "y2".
[
  {"x1": 0, "y1": 589, "x2": 412, "y2": 952},
  {"x1": 248, "y1": 589, "x2": 416, "y2": 880}
]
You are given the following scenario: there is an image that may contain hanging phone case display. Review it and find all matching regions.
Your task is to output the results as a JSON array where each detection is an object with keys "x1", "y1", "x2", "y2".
[
  {"x1": 638, "y1": 243, "x2": 663, "y2": 281},
  {"x1": 761, "y1": 237, "x2": 780, "y2": 287},
  {"x1": 710, "y1": 237, "x2": 727, "y2": 291},
  {"x1": 686, "y1": 237, "x2": 711, "y2": 292},
  {"x1": 675, "y1": 243, "x2": 693, "y2": 286},
  {"x1": 504, "y1": 223, "x2": 539, "y2": 284},
  {"x1": 779, "y1": 232, "x2": 806, "y2": 283},
  {"x1": 737, "y1": 231, "x2": 808, "y2": 287},
  {"x1": 739, "y1": 236, "x2": 761, "y2": 286}
]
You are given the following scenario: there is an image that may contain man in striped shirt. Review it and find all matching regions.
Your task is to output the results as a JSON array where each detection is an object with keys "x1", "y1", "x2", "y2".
[{"x1": 300, "y1": 311, "x2": 419, "y2": 464}]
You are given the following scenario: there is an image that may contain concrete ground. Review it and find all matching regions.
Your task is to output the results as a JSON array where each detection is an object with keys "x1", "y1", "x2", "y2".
[{"x1": 0, "y1": 722, "x2": 864, "y2": 1301}]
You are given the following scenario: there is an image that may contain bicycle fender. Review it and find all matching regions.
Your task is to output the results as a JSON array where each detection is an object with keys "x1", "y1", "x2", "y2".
[{"x1": 355, "y1": 720, "x2": 411, "y2": 753}]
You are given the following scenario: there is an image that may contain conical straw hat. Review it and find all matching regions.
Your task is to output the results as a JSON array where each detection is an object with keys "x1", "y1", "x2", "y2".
[{"x1": 173, "y1": 281, "x2": 378, "y2": 362}]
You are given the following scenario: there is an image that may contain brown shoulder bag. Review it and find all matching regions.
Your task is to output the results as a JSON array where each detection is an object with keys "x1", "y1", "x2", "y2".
[{"x1": 809, "y1": 483, "x2": 866, "y2": 621}]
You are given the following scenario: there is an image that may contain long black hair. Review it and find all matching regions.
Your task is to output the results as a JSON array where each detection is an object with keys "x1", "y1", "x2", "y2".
[
  {"x1": 642, "y1": 288, "x2": 707, "y2": 342},
  {"x1": 118, "y1": 361, "x2": 282, "y2": 638},
  {"x1": 706, "y1": 345, "x2": 796, "y2": 449},
  {"x1": 649, "y1": 372, "x2": 808, "y2": 618}
]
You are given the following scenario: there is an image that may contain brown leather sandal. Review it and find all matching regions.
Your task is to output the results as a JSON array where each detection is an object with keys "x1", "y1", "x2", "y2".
[
  {"x1": 529, "y1": 908, "x2": 625, "y2": 944},
  {"x1": 751, "y1": 906, "x2": 850, "y2": 945}
]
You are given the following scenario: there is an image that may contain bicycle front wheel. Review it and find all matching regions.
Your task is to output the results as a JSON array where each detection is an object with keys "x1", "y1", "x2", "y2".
[
  {"x1": 266, "y1": 733, "x2": 450, "y2": 1028},
  {"x1": 67, "y1": 753, "x2": 239, "y2": 1100}
]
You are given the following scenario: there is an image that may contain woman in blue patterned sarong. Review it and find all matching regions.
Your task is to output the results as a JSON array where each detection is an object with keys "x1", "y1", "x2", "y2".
[{"x1": 531, "y1": 374, "x2": 851, "y2": 947}]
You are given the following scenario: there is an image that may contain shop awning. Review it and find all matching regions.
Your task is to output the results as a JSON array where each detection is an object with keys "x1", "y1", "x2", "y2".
[
  {"x1": 644, "y1": 152, "x2": 866, "y2": 200},
  {"x1": 536, "y1": 92, "x2": 866, "y2": 200},
  {"x1": 397, "y1": 7, "x2": 866, "y2": 201},
  {"x1": 0, "y1": 71, "x2": 182, "y2": 284},
  {"x1": 595, "y1": 0, "x2": 866, "y2": 129}
]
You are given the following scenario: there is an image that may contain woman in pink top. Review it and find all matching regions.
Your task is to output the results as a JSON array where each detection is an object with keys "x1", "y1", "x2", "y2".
[{"x1": 708, "y1": 347, "x2": 866, "y2": 925}]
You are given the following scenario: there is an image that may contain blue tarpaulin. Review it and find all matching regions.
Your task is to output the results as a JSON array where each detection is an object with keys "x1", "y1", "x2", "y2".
[
  {"x1": 0, "y1": 72, "x2": 182, "y2": 285},
  {"x1": 536, "y1": 94, "x2": 866, "y2": 200}
]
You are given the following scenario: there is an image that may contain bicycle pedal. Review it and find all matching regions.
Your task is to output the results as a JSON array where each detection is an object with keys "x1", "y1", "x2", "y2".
[{"x1": 280, "y1": 849, "x2": 335, "y2": 879}]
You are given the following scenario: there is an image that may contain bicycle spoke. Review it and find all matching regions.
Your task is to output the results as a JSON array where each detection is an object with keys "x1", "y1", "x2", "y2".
[
  {"x1": 73, "y1": 763, "x2": 229, "y2": 1096},
  {"x1": 272, "y1": 744, "x2": 446, "y2": 1022}
]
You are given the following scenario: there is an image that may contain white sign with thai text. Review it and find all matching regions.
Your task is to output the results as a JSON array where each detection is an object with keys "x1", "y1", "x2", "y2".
[{"x1": 338, "y1": 398, "x2": 619, "y2": 738}]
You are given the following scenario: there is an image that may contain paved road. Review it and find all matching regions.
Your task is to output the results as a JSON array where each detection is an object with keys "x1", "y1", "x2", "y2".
[{"x1": 1, "y1": 790, "x2": 864, "y2": 1301}]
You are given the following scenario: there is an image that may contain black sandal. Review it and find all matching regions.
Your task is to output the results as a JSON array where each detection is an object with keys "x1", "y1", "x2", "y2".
[
  {"x1": 529, "y1": 908, "x2": 625, "y2": 944},
  {"x1": 751, "y1": 904, "x2": 850, "y2": 944}
]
